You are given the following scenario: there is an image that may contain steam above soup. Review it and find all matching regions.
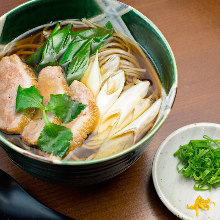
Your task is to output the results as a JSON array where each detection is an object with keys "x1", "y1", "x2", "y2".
[{"x1": 0, "y1": 19, "x2": 162, "y2": 161}]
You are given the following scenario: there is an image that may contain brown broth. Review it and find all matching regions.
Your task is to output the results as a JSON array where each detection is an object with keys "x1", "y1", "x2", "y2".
[{"x1": 0, "y1": 20, "x2": 162, "y2": 161}]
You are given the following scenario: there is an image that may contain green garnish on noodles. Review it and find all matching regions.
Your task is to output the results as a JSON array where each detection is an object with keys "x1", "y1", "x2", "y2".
[
  {"x1": 16, "y1": 85, "x2": 85, "y2": 158},
  {"x1": 174, "y1": 135, "x2": 220, "y2": 191},
  {"x1": 25, "y1": 21, "x2": 113, "y2": 84}
]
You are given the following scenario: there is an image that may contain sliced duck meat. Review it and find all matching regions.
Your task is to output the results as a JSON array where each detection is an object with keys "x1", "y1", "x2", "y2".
[
  {"x1": 64, "y1": 80, "x2": 99, "y2": 153},
  {"x1": 0, "y1": 54, "x2": 37, "y2": 134},
  {"x1": 22, "y1": 67, "x2": 99, "y2": 156},
  {"x1": 22, "y1": 66, "x2": 71, "y2": 145},
  {"x1": 37, "y1": 66, "x2": 72, "y2": 105}
]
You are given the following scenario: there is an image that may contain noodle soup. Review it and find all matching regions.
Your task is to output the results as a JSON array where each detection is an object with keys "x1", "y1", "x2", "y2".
[{"x1": 0, "y1": 19, "x2": 162, "y2": 161}]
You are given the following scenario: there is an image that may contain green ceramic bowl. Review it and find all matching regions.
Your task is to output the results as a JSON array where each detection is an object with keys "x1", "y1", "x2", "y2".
[{"x1": 0, "y1": 0, "x2": 177, "y2": 185}]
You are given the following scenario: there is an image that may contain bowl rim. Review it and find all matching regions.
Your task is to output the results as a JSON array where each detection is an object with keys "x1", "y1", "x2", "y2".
[
  {"x1": 0, "y1": 0, "x2": 178, "y2": 165},
  {"x1": 152, "y1": 122, "x2": 220, "y2": 220}
]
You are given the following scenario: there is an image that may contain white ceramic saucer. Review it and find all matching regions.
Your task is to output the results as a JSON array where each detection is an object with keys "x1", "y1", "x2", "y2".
[{"x1": 152, "y1": 123, "x2": 220, "y2": 220}]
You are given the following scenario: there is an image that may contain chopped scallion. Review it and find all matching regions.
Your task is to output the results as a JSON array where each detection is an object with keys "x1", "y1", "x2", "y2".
[{"x1": 174, "y1": 135, "x2": 220, "y2": 191}]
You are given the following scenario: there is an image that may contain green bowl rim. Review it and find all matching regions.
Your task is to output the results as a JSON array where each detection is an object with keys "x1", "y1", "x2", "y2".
[{"x1": 0, "y1": 0, "x2": 178, "y2": 166}]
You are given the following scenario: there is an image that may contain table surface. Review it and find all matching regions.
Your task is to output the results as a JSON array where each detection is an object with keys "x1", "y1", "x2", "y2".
[{"x1": 0, "y1": 0, "x2": 220, "y2": 219}]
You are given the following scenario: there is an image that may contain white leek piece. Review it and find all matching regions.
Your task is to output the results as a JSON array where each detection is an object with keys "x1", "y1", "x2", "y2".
[
  {"x1": 101, "y1": 54, "x2": 120, "y2": 84},
  {"x1": 114, "y1": 98, "x2": 162, "y2": 141},
  {"x1": 94, "y1": 132, "x2": 134, "y2": 159},
  {"x1": 101, "y1": 54, "x2": 120, "y2": 75},
  {"x1": 112, "y1": 97, "x2": 152, "y2": 135},
  {"x1": 103, "y1": 81, "x2": 150, "y2": 126},
  {"x1": 97, "y1": 70, "x2": 125, "y2": 116},
  {"x1": 81, "y1": 52, "x2": 101, "y2": 97},
  {"x1": 133, "y1": 98, "x2": 151, "y2": 120}
]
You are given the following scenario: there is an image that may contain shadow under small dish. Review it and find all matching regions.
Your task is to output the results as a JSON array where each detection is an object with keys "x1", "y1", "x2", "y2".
[{"x1": 0, "y1": 0, "x2": 177, "y2": 185}]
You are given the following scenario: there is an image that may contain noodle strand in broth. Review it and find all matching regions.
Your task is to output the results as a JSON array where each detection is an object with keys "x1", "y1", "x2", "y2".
[{"x1": 0, "y1": 19, "x2": 162, "y2": 161}]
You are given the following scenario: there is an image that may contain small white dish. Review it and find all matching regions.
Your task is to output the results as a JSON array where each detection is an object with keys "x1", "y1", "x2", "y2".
[{"x1": 152, "y1": 123, "x2": 220, "y2": 220}]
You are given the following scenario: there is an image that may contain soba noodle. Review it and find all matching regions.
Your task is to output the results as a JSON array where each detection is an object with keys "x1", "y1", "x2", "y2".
[{"x1": 0, "y1": 19, "x2": 162, "y2": 161}]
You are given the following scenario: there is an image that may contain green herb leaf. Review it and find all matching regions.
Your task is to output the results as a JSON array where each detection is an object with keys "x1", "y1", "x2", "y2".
[
  {"x1": 174, "y1": 135, "x2": 220, "y2": 191},
  {"x1": 25, "y1": 46, "x2": 44, "y2": 65},
  {"x1": 35, "y1": 24, "x2": 72, "y2": 71},
  {"x1": 38, "y1": 122, "x2": 72, "y2": 158},
  {"x1": 16, "y1": 85, "x2": 44, "y2": 111},
  {"x1": 16, "y1": 85, "x2": 87, "y2": 159},
  {"x1": 25, "y1": 21, "x2": 114, "y2": 75},
  {"x1": 25, "y1": 23, "x2": 61, "y2": 66},
  {"x1": 37, "y1": 37, "x2": 58, "y2": 72},
  {"x1": 51, "y1": 24, "x2": 72, "y2": 53},
  {"x1": 46, "y1": 94, "x2": 86, "y2": 123},
  {"x1": 71, "y1": 21, "x2": 113, "y2": 55},
  {"x1": 93, "y1": 21, "x2": 113, "y2": 41},
  {"x1": 90, "y1": 41, "x2": 104, "y2": 56},
  {"x1": 71, "y1": 21, "x2": 113, "y2": 41},
  {"x1": 59, "y1": 40, "x2": 87, "y2": 67},
  {"x1": 66, "y1": 39, "x2": 92, "y2": 85},
  {"x1": 57, "y1": 31, "x2": 73, "y2": 59},
  {"x1": 51, "y1": 22, "x2": 61, "y2": 35},
  {"x1": 37, "y1": 25, "x2": 73, "y2": 71}
]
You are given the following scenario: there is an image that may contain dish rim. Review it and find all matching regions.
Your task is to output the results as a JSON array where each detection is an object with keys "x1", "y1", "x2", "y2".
[{"x1": 0, "y1": 0, "x2": 178, "y2": 165}]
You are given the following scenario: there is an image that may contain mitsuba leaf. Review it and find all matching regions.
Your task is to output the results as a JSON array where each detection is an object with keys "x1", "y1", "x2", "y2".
[
  {"x1": 66, "y1": 39, "x2": 92, "y2": 85},
  {"x1": 38, "y1": 123, "x2": 72, "y2": 158},
  {"x1": 46, "y1": 94, "x2": 86, "y2": 123},
  {"x1": 16, "y1": 85, "x2": 44, "y2": 111}
]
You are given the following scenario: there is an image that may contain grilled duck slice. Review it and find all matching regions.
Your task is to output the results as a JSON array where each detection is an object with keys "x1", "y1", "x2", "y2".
[{"x1": 0, "y1": 54, "x2": 37, "y2": 134}]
